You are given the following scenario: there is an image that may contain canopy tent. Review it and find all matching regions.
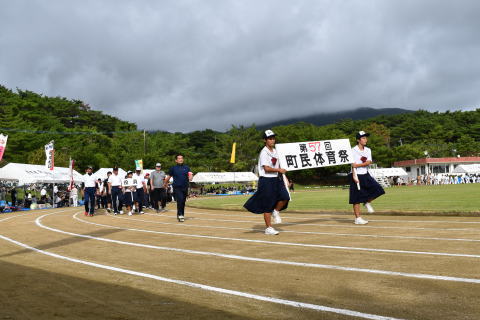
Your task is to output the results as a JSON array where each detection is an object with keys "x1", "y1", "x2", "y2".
[
  {"x1": 93, "y1": 168, "x2": 127, "y2": 180},
  {"x1": 369, "y1": 168, "x2": 408, "y2": 178},
  {"x1": 192, "y1": 172, "x2": 258, "y2": 184},
  {"x1": 0, "y1": 163, "x2": 83, "y2": 185},
  {"x1": 452, "y1": 164, "x2": 480, "y2": 174}
]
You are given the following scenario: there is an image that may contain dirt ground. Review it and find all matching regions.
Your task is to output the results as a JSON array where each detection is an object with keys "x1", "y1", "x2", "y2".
[{"x1": 1, "y1": 205, "x2": 479, "y2": 319}]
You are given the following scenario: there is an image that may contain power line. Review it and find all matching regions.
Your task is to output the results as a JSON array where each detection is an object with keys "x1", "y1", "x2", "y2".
[{"x1": 0, "y1": 127, "x2": 138, "y2": 135}]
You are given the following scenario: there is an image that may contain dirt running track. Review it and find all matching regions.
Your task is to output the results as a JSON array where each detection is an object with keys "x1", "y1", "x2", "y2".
[{"x1": 1, "y1": 206, "x2": 479, "y2": 319}]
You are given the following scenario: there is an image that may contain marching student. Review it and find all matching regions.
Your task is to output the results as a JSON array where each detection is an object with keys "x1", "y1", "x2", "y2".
[
  {"x1": 122, "y1": 171, "x2": 136, "y2": 216},
  {"x1": 133, "y1": 167, "x2": 147, "y2": 214},
  {"x1": 96, "y1": 178, "x2": 105, "y2": 209},
  {"x1": 108, "y1": 167, "x2": 123, "y2": 215},
  {"x1": 165, "y1": 154, "x2": 192, "y2": 222},
  {"x1": 244, "y1": 130, "x2": 289, "y2": 235},
  {"x1": 350, "y1": 131, "x2": 385, "y2": 224},
  {"x1": 82, "y1": 166, "x2": 97, "y2": 216},
  {"x1": 104, "y1": 171, "x2": 113, "y2": 212},
  {"x1": 150, "y1": 163, "x2": 167, "y2": 213}
]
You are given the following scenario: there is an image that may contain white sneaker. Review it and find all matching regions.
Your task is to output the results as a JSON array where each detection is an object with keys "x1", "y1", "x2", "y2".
[
  {"x1": 140, "y1": 211, "x2": 144, "y2": 214},
  {"x1": 265, "y1": 227, "x2": 279, "y2": 235},
  {"x1": 272, "y1": 210, "x2": 282, "y2": 224},
  {"x1": 120, "y1": 210, "x2": 124, "y2": 214},
  {"x1": 364, "y1": 202, "x2": 375, "y2": 213},
  {"x1": 128, "y1": 211, "x2": 133, "y2": 216},
  {"x1": 354, "y1": 217, "x2": 368, "y2": 225},
  {"x1": 178, "y1": 216, "x2": 185, "y2": 222}
]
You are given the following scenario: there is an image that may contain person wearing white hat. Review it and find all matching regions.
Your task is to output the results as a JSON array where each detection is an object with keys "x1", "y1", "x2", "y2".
[
  {"x1": 133, "y1": 167, "x2": 147, "y2": 214},
  {"x1": 244, "y1": 130, "x2": 289, "y2": 235},
  {"x1": 150, "y1": 162, "x2": 167, "y2": 213},
  {"x1": 350, "y1": 131, "x2": 385, "y2": 224}
]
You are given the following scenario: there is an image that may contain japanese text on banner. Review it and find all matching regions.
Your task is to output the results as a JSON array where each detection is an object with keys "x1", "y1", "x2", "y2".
[
  {"x1": 44, "y1": 140, "x2": 55, "y2": 171},
  {"x1": 276, "y1": 139, "x2": 353, "y2": 171}
]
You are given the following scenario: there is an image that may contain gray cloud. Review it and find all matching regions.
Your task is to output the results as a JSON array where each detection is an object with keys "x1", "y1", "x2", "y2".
[{"x1": 1, "y1": 0, "x2": 479, "y2": 132}]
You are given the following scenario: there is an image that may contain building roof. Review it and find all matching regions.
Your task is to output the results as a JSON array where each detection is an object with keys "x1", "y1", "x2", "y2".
[{"x1": 394, "y1": 157, "x2": 480, "y2": 167}]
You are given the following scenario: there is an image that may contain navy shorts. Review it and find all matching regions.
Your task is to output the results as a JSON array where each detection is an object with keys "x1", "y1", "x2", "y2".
[{"x1": 122, "y1": 192, "x2": 135, "y2": 206}]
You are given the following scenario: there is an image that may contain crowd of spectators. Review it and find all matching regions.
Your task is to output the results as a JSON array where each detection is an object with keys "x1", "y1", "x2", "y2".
[{"x1": 390, "y1": 173, "x2": 480, "y2": 186}]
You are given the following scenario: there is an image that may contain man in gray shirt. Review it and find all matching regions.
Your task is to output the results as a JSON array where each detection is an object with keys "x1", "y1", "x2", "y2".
[{"x1": 150, "y1": 163, "x2": 167, "y2": 213}]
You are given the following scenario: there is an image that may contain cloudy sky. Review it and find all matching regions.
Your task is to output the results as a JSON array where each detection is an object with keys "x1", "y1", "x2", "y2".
[{"x1": 1, "y1": 0, "x2": 479, "y2": 132}]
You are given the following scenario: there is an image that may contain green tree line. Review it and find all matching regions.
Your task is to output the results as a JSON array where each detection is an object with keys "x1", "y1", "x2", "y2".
[{"x1": 1, "y1": 85, "x2": 479, "y2": 183}]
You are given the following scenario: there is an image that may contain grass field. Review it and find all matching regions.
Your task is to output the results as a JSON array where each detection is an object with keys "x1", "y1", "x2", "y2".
[{"x1": 190, "y1": 184, "x2": 480, "y2": 215}]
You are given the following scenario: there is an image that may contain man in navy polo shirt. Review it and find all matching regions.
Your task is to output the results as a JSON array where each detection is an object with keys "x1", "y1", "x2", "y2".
[{"x1": 165, "y1": 154, "x2": 192, "y2": 222}]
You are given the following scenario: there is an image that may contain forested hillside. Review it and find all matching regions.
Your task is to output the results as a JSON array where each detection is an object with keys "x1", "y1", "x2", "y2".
[{"x1": 1, "y1": 85, "x2": 479, "y2": 183}]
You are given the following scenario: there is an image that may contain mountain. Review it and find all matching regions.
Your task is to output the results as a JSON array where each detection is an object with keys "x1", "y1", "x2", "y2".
[{"x1": 257, "y1": 107, "x2": 414, "y2": 129}]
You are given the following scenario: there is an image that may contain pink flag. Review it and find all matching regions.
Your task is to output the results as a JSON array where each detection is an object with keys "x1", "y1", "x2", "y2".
[
  {"x1": 69, "y1": 158, "x2": 75, "y2": 190},
  {"x1": 0, "y1": 134, "x2": 8, "y2": 161}
]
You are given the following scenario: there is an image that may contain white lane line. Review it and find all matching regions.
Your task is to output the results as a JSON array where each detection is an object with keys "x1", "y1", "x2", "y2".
[
  {"x1": 0, "y1": 235, "x2": 404, "y2": 320},
  {"x1": 163, "y1": 212, "x2": 480, "y2": 232},
  {"x1": 34, "y1": 213, "x2": 480, "y2": 285},
  {"x1": 116, "y1": 214, "x2": 480, "y2": 243},
  {"x1": 0, "y1": 209, "x2": 70, "y2": 222},
  {"x1": 73, "y1": 213, "x2": 480, "y2": 259},
  {"x1": 185, "y1": 210, "x2": 480, "y2": 224}
]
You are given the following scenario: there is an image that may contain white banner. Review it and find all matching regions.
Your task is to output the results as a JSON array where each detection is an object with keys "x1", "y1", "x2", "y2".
[
  {"x1": 276, "y1": 139, "x2": 353, "y2": 171},
  {"x1": 0, "y1": 134, "x2": 8, "y2": 161},
  {"x1": 45, "y1": 140, "x2": 54, "y2": 171}
]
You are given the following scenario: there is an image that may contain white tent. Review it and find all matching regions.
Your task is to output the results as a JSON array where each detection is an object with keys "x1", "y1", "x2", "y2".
[
  {"x1": 369, "y1": 168, "x2": 408, "y2": 178},
  {"x1": 0, "y1": 163, "x2": 83, "y2": 185},
  {"x1": 452, "y1": 164, "x2": 480, "y2": 174},
  {"x1": 192, "y1": 172, "x2": 258, "y2": 184},
  {"x1": 93, "y1": 168, "x2": 127, "y2": 180}
]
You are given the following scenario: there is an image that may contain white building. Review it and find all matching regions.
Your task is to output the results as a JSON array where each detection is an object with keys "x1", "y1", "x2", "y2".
[{"x1": 393, "y1": 157, "x2": 480, "y2": 180}]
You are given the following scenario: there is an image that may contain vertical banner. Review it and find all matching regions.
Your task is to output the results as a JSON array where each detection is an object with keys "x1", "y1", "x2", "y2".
[
  {"x1": 276, "y1": 139, "x2": 353, "y2": 171},
  {"x1": 69, "y1": 158, "x2": 75, "y2": 190},
  {"x1": 230, "y1": 142, "x2": 236, "y2": 164},
  {"x1": 0, "y1": 134, "x2": 8, "y2": 161},
  {"x1": 135, "y1": 159, "x2": 143, "y2": 172},
  {"x1": 45, "y1": 140, "x2": 55, "y2": 171}
]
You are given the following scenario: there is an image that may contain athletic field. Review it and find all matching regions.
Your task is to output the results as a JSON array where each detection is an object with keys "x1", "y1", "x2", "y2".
[
  {"x1": 190, "y1": 184, "x2": 480, "y2": 214},
  {"x1": 1, "y1": 202, "x2": 479, "y2": 319}
]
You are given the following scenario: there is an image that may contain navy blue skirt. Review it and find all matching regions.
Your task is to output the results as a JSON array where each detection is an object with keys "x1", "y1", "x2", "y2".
[
  {"x1": 244, "y1": 176, "x2": 290, "y2": 214},
  {"x1": 349, "y1": 173, "x2": 385, "y2": 204}
]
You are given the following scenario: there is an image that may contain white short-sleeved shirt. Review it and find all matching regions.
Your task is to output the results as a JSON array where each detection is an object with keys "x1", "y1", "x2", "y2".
[
  {"x1": 108, "y1": 174, "x2": 123, "y2": 187},
  {"x1": 258, "y1": 146, "x2": 280, "y2": 178},
  {"x1": 352, "y1": 145, "x2": 372, "y2": 175},
  {"x1": 83, "y1": 173, "x2": 97, "y2": 188},
  {"x1": 133, "y1": 173, "x2": 145, "y2": 189}
]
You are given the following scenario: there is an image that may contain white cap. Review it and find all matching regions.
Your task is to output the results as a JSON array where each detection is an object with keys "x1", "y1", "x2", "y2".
[
  {"x1": 263, "y1": 129, "x2": 276, "y2": 139},
  {"x1": 155, "y1": 163, "x2": 161, "y2": 167}
]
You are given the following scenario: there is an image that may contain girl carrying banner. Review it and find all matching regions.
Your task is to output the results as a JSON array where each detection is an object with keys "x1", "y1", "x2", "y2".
[
  {"x1": 244, "y1": 130, "x2": 290, "y2": 235},
  {"x1": 350, "y1": 131, "x2": 385, "y2": 224}
]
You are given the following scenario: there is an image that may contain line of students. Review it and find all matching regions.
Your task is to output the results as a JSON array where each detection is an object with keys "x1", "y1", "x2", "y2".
[{"x1": 82, "y1": 156, "x2": 192, "y2": 222}]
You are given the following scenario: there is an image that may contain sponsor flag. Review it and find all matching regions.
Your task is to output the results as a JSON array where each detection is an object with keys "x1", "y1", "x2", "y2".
[
  {"x1": 135, "y1": 159, "x2": 143, "y2": 172},
  {"x1": 69, "y1": 158, "x2": 75, "y2": 191},
  {"x1": 230, "y1": 142, "x2": 236, "y2": 164},
  {"x1": 0, "y1": 134, "x2": 8, "y2": 161},
  {"x1": 45, "y1": 140, "x2": 54, "y2": 171}
]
